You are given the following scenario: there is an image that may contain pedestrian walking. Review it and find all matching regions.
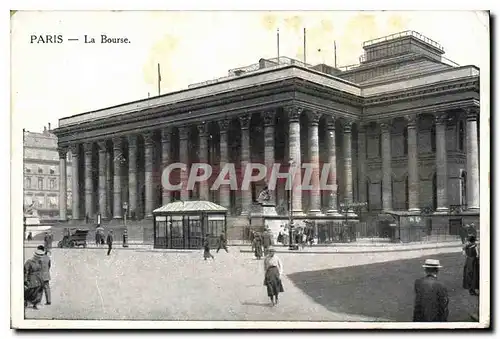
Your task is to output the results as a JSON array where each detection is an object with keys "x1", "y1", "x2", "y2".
[
  {"x1": 37, "y1": 245, "x2": 51, "y2": 305},
  {"x1": 203, "y1": 234, "x2": 215, "y2": 261},
  {"x1": 413, "y1": 259, "x2": 449, "y2": 322},
  {"x1": 263, "y1": 248, "x2": 284, "y2": 306},
  {"x1": 262, "y1": 229, "x2": 272, "y2": 256},
  {"x1": 252, "y1": 232, "x2": 263, "y2": 260},
  {"x1": 24, "y1": 248, "x2": 45, "y2": 309},
  {"x1": 459, "y1": 224, "x2": 468, "y2": 244},
  {"x1": 463, "y1": 235, "x2": 479, "y2": 296},
  {"x1": 216, "y1": 233, "x2": 228, "y2": 253},
  {"x1": 96, "y1": 225, "x2": 105, "y2": 246},
  {"x1": 106, "y1": 230, "x2": 113, "y2": 256},
  {"x1": 43, "y1": 232, "x2": 52, "y2": 254}
]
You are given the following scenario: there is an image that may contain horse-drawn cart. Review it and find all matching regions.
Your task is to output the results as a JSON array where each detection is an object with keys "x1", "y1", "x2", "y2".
[{"x1": 57, "y1": 228, "x2": 89, "y2": 248}]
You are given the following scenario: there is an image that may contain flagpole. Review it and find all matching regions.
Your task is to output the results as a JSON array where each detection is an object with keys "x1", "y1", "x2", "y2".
[
  {"x1": 157, "y1": 63, "x2": 161, "y2": 96},
  {"x1": 303, "y1": 28, "x2": 307, "y2": 65},
  {"x1": 334, "y1": 41, "x2": 337, "y2": 68},
  {"x1": 277, "y1": 28, "x2": 280, "y2": 64}
]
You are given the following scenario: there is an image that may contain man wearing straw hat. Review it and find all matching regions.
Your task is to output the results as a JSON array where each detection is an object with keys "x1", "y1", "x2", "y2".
[{"x1": 413, "y1": 259, "x2": 449, "y2": 322}]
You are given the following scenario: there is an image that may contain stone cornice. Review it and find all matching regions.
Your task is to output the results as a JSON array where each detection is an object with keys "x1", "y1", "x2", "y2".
[{"x1": 364, "y1": 77, "x2": 479, "y2": 106}]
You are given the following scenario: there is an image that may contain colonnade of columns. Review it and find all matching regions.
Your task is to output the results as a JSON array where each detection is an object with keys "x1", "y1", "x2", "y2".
[{"x1": 57, "y1": 105, "x2": 480, "y2": 221}]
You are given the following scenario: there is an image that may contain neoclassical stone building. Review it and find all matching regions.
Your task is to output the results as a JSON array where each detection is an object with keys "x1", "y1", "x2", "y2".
[{"x1": 53, "y1": 31, "x2": 480, "y2": 238}]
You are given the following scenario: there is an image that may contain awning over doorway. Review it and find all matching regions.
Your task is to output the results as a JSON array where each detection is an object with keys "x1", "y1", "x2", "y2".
[{"x1": 153, "y1": 200, "x2": 228, "y2": 214}]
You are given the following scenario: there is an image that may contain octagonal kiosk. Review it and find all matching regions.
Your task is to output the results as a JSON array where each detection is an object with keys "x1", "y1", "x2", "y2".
[{"x1": 152, "y1": 200, "x2": 228, "y2": 249}]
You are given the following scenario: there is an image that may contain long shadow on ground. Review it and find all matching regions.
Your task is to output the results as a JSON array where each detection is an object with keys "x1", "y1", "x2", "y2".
[{"x1": 287, "y1": 252, "x2": 479, "y2": 322}]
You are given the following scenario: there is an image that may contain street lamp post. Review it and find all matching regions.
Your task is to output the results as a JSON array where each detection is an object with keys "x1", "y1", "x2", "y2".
[
  {"x1": 338, "y1": 201, "x2": 367, "y2": 242},
  {"x1": 288, "y1": 159, "x2": 298, "y2": 250}
]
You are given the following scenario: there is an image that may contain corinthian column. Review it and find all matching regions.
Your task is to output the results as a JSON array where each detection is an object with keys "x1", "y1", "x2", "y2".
[
  {"x1": 218, "y1": 119, "x2": 231, "y2": 210},
  {"x1": 112, "y1": 137, "x2": 123, "y2": 219},
  {"x1": 435, "y1": 113, "x2": 449, "y2": 213},
  {"x1": 357, "y1": 123, "x2": 367, "y2": 205},
  {"x1": 197, "y1": 123, "x2": 210, "y2": 201},
  {"x1": 406, "y1": 115, "x2": 420, "y2": 212},
  {"x1": 70, "y1": 145, "x2": 80, "y2": 220},
  {"x1": 83, "y1": 142, "x2": 94, "y2": 220},
  {"x1": 58, "y1": 147, "x2": 68, "y2": 221},
  {"x1": 307, "y1": 110, "x2": 322, "y2": 215},
  {"x1": 287, "y1": 106, "x2": 304, "y2": 216},
  {"x1": 326, "y1": 116, "x2": 340, "y2": 215},
  {"x1": 239, "y1": 114, "x2": 252, "y2": 215},
  {"x1": 262, "y1": 110, "x2": 276, "y2": 205},
  {"x1": 128, "y1": 135, "x2": 138, "y2": 217},
  {"x1": 97, "y1": 141, "x2": 107, "y2": 217},
  {"x1": 144, "y1": 132, "x2": 154, "y2": 217},
  {"x1": 178, "y1": 126, "x2": 190, "y2": 201},
  {"x1": 161, "y1": 127, "x2": 172, "y2": 205},
  {"x1": 380, "y1": 122, "x2": 393, "y2": 211},
  {"x1": 466, "y1": 107, "x2": 480, "y2": 211},
  {"x1": 343, "y1": 121, "x2": 355, "y2": 213}
]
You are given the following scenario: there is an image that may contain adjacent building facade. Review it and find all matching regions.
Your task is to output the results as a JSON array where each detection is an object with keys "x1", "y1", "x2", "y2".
[
  {"x1": 53, "y1": 31, "x2": 480, "y2": 234},
  {"x1": 24, "y1": 127, "x2": 73, "y2": 221}
]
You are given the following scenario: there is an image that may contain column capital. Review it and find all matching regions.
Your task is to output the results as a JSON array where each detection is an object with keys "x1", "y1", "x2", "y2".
[
  {"x1": 239, "y1": 114, "x2": 252, "y2": 130},
  {"x1": 434, "y1": 112, "x2": 449, "y2": 125},
  {"x1": 57, "y1": 146, "x2": 68, "y2": 159},
  {"x1": 307, "y1": 110, "x2": 322, "y2": 126},
  {"x1": 325, "y1": 115, "x2": 336, "y2": 130},
  {"x1": 218, "y1": 119, "x2": 231, "y2": 133},
  {"x1": 465, "y1": 106, "x2": 479, "y2": 121},
  {"x1": 380, "y1": 121, "x2": 392, "y2": 132},
  {"x1": 127, "y1": 135, "x2": 138, "y2": 148},
  {"x1": 161, "y1": 127, "x2": 172, "y2": 143},
  {"x1": 69, "y1": 144, "x2": 79, "y2": 155},
  {"x1": 83, "y1": 142, "x2": 93, "y2": 154},
  {"x1": 262, "y1": 110, "x2": 276, "y2": 126},
  {"x1": 97, "y1": 141, "x2": 107, "y2": 152},
  {"x1": 143, "y1": 131, "x2": 155, "y2": 145},
  {"x1": 342, "y1": 120, "x2": 354, "y2": 133},
  {"x1": 112, "y1": 137, "x2": 123, "y2": 149},
  {"x1": 286, "y1": 106, "x2": 303, "y2": 122},
  {"x1": 196, "y1": 122, "x2": 209, "y2": 137},
  {"x1": 405, "y1": 115, "x2": 418, "y2": 128}
]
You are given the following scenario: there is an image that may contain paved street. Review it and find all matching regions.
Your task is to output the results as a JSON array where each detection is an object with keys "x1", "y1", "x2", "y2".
[{"x1": 22, "y1": 246, "x2": 478, "y2": 322}]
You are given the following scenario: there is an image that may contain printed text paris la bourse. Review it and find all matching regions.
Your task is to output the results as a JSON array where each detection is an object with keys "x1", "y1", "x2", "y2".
[{"x1": 30, "y1": 34, "x2": 130, "y2": 44}]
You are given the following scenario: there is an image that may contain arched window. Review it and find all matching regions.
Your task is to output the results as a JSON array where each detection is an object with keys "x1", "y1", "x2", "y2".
[
  {"x1": 431, "y1": 125, "x2": 436, "y2": 152},
  {"x1": 405, "y1": 176, "x2": 409, "y2": 210},
  {"x1": 403, "y1": 127, "x2": 408, "y2": 155},
  {"x1": 458, "y1": 121, "x2": 465, "y2": 151},
  {"x1": 432, "y1": 173, "x2": 437, "y2": 211},
  {"x1": 461, "y1": 171, "x2": 467, "y2": 206}
]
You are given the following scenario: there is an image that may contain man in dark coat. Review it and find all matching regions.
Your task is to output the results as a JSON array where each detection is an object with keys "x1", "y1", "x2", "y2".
[
  {"x1": 43, "y1": 232, "x2": 53, "y2": 254},
  {"x1": 413, "y1": 259, "x2": 449, "y2": 322},
  {"x1": 216, "y1": 233, "x2": 228, "y2": 253},
  {"x1": 37, "y1": 245, "x2": 51, "y2": 305},
  {"x1": 106, "y1": 230, "x2": 113, "y2": 256},
  {"x1": 262, "y1": 229, "x2": 272, "y2": 256}
]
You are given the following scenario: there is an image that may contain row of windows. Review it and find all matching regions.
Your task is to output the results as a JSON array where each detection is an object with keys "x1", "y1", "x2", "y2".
[
  {"x1": 25, "y1": 177, "x2": 56, "y2": 190},
  {"x1": 365, "y1": 171, "x2": 467, "y2": 211},
  {"x1": 24, "y1": 195, "x2": 58, "y2": 209},
  {"x1": 25, "y1": 167, "x2": 56, "y2": 174},
  {"x1": 368, "y1": 121, "x2": 466, "y2": 157}
]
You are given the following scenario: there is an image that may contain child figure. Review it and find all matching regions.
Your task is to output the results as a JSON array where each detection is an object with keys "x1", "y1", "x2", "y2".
[{"x1": 203, "y1": 234, "x2": 215, "y2": 261}]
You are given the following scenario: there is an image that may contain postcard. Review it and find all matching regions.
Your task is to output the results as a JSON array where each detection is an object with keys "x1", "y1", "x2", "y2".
[{"x1": 10, "y1": 9, "x2": 490, "y2": 329}]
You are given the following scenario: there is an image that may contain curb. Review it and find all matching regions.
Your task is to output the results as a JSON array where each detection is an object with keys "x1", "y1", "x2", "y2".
[{"x1": 239, "y1": 244, "x2": 462, "y2": 254}]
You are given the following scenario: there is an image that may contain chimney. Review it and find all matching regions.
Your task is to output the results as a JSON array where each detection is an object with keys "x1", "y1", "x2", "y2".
[{"x1": 48, "y1": 122, "x2": 51, "y2": 131}]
